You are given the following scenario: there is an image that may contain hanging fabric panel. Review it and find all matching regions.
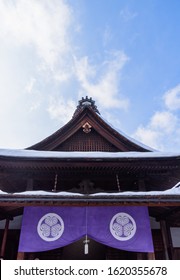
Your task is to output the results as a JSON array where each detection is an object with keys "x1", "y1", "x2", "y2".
[
  {"x1": 18, "y1": 206, "x2": 86, "y2": 252},
  {"x1": 18, "y1": 206, "x2": 154, "y2": 253},
  {"x1": 87, "y1": 206, "x2": 154, "y2": 252}
]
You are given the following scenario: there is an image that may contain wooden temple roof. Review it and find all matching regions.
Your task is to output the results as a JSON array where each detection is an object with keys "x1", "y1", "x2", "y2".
[
  {"x1": 0, "y1": 149, "x2": 180, "y2": 176},
  {"x1": 28, "y1": 96, "x2": 152, "y2": 152},
  {"x1": 0, "y1": 96, "x2": 180, "y2": 225}
]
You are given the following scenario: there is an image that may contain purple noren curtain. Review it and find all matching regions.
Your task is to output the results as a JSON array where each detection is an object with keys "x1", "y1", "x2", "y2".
[{"x1": 18, "y1": 206, "x2": 154, "y2": 253}]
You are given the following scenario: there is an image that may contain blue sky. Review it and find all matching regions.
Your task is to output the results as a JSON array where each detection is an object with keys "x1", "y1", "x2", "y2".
[{"x1": 0, "y1": 0, "x2": 180, "y2": 152}]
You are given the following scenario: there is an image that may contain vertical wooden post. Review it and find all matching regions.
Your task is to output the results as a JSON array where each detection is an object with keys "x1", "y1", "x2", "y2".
[
  {"x1": 26, "y1": 178, "x2": 34, "y2": 191},
  {"x1": 138, "y1": 179, "x2": 146, "y2": 191},
  {"x1": 147, "y1": 252, "x2": 155, "y2": 260},
  {"x1": 160, "y1": 220, "x2": 169, "y2": 260},
  {"x1": 137, "y1": 252, "x2": 144, "y2": 260},
  {"x1": 0, "y1": 219, "x2": 10, "y2": 258},
  {"x1": 17, "y1": 252, "x2": 25, "y2": 260},
  {"x1": 166, "y1": 222, "x2": 174, "y2": 260}
]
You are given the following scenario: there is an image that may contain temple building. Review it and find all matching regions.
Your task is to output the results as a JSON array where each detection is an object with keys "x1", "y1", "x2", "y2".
[{"x1": 0, "y1": 96, "x2": 180, "y2": 260}]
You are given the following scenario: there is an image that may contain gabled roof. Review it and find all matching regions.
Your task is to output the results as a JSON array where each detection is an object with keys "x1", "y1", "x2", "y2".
[
  {"x1": 28, "y1": 97, "x2": 152, "y2": 152},
  {"x1": 1, "y1": 98, "x2": 180, "y2": 226}
]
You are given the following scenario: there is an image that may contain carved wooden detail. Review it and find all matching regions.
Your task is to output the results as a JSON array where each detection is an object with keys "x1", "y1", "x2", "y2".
[
  {"x1": 82, "y1": 122, "x2": 92, "y2": 133},
  {"x1": 56, "y1": 128, "x2": 118, "y2": 152}
]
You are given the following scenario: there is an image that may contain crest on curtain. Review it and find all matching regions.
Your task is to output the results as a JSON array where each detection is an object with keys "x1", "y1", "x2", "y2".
[{"x1": 18, "y1": 206, "x2": 154, "y2": 253}]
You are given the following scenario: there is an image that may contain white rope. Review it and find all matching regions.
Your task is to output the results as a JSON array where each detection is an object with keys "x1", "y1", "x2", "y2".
[
  {"x1": 52, "y1": 174, "x2": 58, "y2": 192},
  {"x1": 84, "y1": 205, "x2": 89, "y2": 254},
  {"x1": 116, "y1": 174, "x2": 121, "y2": 192}
]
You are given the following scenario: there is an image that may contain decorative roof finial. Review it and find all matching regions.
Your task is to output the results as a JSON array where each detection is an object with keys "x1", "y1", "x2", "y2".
[{"x1": 73, "y1": 96, "x2": 100, "y2": 117}]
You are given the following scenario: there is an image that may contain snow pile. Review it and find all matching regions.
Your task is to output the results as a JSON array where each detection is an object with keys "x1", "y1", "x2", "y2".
[{"x1": 0, "y1": 182, "x2": 180, "y2": 196}]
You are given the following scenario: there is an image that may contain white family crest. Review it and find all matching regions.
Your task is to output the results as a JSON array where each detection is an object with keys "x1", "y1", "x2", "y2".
[
  {"x1": 37, "y1": 213, "x2": 64, "y2": 241},
  {"x1": 110, "y1": 212, "x2": 136, "y2": 241}
]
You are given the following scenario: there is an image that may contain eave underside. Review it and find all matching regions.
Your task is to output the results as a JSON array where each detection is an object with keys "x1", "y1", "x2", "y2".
[
  {"x1": 0, "y1": 157, "x2": 180, "y2": 194},
  {"x1": 0, "y1": 153, "x2": 180, "y2": 226}
]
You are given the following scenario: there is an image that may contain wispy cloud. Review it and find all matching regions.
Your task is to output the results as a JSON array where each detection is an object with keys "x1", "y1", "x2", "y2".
[
  {"x1": 0, "y1": 0, "x2": 76, "y2": 148},
  {"x1": 119, "y1": 7, "x2": 138, "y2": 22},
  {"x1": 46, "y1": 50, "x2": 130, "y2": 125},
  {"x1": 163, "y1": 84, "x2": 180, "y2": 111},
  {"x1": 47, "y1": 97, "x2": 76, "y2": 124},
  {"x1": 103, "y1": 25, "x2": 113, "y2": 46},
  {"x1": 0, "y1": 0, "x2": 132, "y2": 148},
  {"x1": 150, "y1": 111, "x2": 178, "y2": 134},
  {"x1": 74, "y1": 51, "x2": 130, "y2": 110},
  {"x1": 0, "y1": 0, "x2": 73, "y2": 71},
  {"x1": 133, "y1": 86, "x2": 180, "y2": 151}
]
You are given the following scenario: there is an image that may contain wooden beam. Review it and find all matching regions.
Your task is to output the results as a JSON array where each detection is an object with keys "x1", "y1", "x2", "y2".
[
  {"x1": 156, "y1": 207, "x2": 180, "y2": 221},
  {"x1": 0, "y1": 200, "x2": 180, "y2": 207},
  {"x1": 0, "y1": 193, "x2": 180, "y2": 207}
]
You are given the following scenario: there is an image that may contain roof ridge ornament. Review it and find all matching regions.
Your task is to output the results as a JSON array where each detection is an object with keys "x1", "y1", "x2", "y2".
[{"x1": 73, "y1": 96, "x2": 100, "y2": 117}]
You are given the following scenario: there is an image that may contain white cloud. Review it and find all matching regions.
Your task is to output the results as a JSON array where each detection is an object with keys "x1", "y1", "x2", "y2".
[
  {"x1": 0, "y1": 1, "x2": 133, "y2": 149},
  {"x1": 0, "y1": 0, "x2": 73, "y2": 70},
  {"x1": 0, "y1": 0, "x2": 76, "y2": 148},
  {"x1": 47, "y1": 97, "x2": 76, "y2": 124},
  {"x1": 163, "y1": 84, "x2": 180, "y2": 111},
  {"x1": 133, "y1": 88, "x2": 180, "y2": 152},
  {"x1": 133, "y1": 85, "x2": 180, "y2": 151},
  {"x1": 74, "y1": 51, "x2": 130, "y2": 110},
  {"x1": 150, "y1": 111, "x2": 178, "y2": 134},
  {"x1": 133, "y1": 126, "x2": 162, "y2": 151},
  {"x1": 25, "y1": 78, "x2": 36, "y2": 94},
  {"x1": 45, "y1": 50, "x2": 130, "y2": 126}
]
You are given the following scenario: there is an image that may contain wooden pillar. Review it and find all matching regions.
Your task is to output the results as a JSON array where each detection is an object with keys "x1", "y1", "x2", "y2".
[
  {"x1": 17, "y1": 252, "x2": 25, "y2": 260},
  {"x1": 166, "y1": 222, "x2": 174, "y2": 260},
  {"x1": 0, "y1": 219, "x2": 10, "y2": 258},
  {"x1": 26, "y1": 178, "x2": 34, "y2": 191},
  {"x1": 138, "y1": 179, "x2": 146, "y2": 191},
  {"x1": 160, "y1": 220, "x2": 169, "y2": 260},
  {"x1": 137, "y1": 252, "x2": 144, "y2": 260},
  {"x1": 147, "y1": 252, "x2": 155, "y2": 260}
]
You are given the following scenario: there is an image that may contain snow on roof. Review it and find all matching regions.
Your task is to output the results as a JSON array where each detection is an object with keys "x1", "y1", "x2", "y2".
[
  {"x1": 0, "y1": 183, "x2": 180, "y2": 196},
  {"x1": 0, "y1": 148, "x2": 180, "y2": 159},
  {"x1": 98, "y1": 114, "x2": 156, "y2": 151},
  {"x1": 91, "y1": 186, "x2": 180, "y2": 196}
]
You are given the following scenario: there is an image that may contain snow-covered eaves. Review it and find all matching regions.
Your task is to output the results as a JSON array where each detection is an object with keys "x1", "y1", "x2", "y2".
[
  {"x1": 0, "y1": 184, "x2": 180, "y2": 206},
  {"x1": 0, "y1": 182, "x2": 180, "y2": 196},
  {"x1": 0, "y1": 148, "x2": 180, "y2": 160}
]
